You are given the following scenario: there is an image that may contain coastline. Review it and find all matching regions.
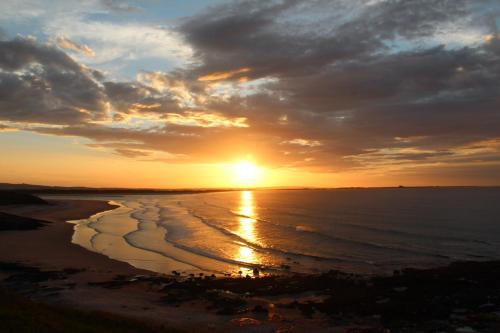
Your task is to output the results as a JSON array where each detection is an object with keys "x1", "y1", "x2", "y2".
[
  {"x1": 0, "y1": 199, "x2": 144, "y2": 278},
  {"x1": 2, "y1": 199, "x2": 500, "y2": 332}
]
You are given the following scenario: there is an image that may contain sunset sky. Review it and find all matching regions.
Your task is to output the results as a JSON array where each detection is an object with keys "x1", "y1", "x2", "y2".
[{"x1": 0, "y1": 0, "x2": 499, "y2": 188}]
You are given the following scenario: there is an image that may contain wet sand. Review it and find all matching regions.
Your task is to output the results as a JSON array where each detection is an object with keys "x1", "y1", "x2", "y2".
[{"x1": 0, "y1": 200, "x2": 141, "y2": 277}]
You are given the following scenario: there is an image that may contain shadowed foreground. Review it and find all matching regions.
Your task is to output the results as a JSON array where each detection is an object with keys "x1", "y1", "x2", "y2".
[{"x1": 0, "y1": 288, "x2": 188, "y2": 333}]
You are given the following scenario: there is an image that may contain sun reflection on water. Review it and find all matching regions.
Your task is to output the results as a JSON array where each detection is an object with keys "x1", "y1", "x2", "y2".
[{"x1": 234, "y1": 191, "x2": 257, "y2": 265}]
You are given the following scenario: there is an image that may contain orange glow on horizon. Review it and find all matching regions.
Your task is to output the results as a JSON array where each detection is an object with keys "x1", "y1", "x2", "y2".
[{"x1": 2, "y1": 131, "x2": 497, "y2": 189}]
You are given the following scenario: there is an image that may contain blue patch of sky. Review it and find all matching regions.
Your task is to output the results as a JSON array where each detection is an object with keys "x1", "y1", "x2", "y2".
[
  {"x1": 0, "y1": 19, "x2": 46, "y2": 41},
  {"x1": 85, "y1": 0, "x2": 227, "y2": 25},
  {"x1": 107, "y1": 57, "x2": 177, "y2": 81},
  {"x1": 134, "y1": 0, "x2": 227, "y2": 20}
]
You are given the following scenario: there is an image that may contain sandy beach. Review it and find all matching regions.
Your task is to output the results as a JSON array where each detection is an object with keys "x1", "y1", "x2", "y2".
[{"x1": 0, "y1": 200, "x2": 139, "y2": 275}]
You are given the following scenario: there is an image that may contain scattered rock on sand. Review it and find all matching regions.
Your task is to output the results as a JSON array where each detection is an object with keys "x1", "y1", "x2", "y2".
[
  {"x1": 230, "y1": 317, "x2": 261, "y2": 327},
  {"x1": 456, "y1": 327, "x2": 478, "y2": 333}
]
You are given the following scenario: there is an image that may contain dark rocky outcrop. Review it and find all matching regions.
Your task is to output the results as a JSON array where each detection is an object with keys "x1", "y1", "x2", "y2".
[{"x1": 0, "y1": 191, "x2": 48, "y2": 206}]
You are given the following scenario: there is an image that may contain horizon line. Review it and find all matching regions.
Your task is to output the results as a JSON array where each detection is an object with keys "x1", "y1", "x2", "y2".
[{"x1": 1, "y1": 182, "x2": 500, "y2": 192}]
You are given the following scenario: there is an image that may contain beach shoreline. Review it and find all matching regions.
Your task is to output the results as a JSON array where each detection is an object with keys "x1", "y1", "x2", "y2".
[
  {"x1": 2, "y1": 198, "x2": 500, "y2": 332},
  {"x1": 0, "y1": 199, "x2": 144, "y2": 277}
]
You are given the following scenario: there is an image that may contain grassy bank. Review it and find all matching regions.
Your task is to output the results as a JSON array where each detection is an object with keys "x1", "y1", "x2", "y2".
[{"x1": 0, "y1": 288, "x2": 186, "y2": 333}]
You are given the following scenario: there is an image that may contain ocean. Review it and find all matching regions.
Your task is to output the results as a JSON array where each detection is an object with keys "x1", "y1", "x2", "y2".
[{"x1": 67, "y1": 188, "x2": 500, "y2": 276}]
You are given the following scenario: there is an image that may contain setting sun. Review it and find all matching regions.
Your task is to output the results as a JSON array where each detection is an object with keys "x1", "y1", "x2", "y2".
[{"x1": 233, "y1": 161, "x2": 260, "y2": 186}]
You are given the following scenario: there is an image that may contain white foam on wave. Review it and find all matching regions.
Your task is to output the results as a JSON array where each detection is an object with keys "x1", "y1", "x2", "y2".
[
  {"x1": 296, "y1": 225, "x2": 315, "y2": 232},
  {"x1": 122, "y1": 198, "x2": 238, "y2": 273},
  {"x1": 70, "y1": 198, "x2": 202, "y2": 274}
]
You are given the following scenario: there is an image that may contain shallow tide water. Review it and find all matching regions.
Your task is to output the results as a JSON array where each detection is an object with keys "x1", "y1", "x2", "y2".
[{"x1": 63, "y1": 188, "x2": 500, "y2": 276}]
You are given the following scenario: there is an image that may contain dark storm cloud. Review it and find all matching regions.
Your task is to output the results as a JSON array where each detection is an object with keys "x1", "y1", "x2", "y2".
[
  {"x1": 355, "y1": 0, "x2": 468, "y2": 40},
  {"x1": 103, "y1": 81, "x2": 180, "y2": 116},
  {"x1": 0, "y1": 37, "x2": 81, "y2": 71},
  {"x1": 0, "y1": 37, "x2": 108, "y2": 125},
  {"x1": 179, "y1": 0, "x2": 470, "y2": 79},
  {"x1": 0, "y1": 38, "x2": 178, "y2": 127}
]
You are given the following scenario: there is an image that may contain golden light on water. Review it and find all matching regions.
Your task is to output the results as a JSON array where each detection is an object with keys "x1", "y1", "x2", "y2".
[
  {"x1": 237, "y1": 246, "x2": 254, "y2": 261},
  {"x1": 238, "y1": 190, "x2": 254, "y2": 217},
  {"x1": 234, "y1": 191, "x2": 257, "y2": 265}
]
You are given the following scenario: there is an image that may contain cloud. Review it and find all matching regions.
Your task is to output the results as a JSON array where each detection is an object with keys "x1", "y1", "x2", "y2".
[
  {"x1": 283, "y1": 139, "x2": 322, "y2": 147},
  {"x1": 54, "y1": 36, "x2": 95, "y2": 57},
  {"x1": 0, "y1": 0, "x2": 499, "y2": 183},
  {"x1": 0, "y1": 0, "x2": 193, "y2": 78},
  {"x1": 43, "y1": 18, "x2": 193, "y2": 74},
  {"x1": 99, "y1": 0, "x2": 141, "y2": 13},
  {"x1": 178, "y1": 0, "x2": 473, "y2": 80},
  {"x1": 198, "y1": 67, "x2": 251, "y2": 82},
  {"x1": 113, "y1": 148, "x2": 151, "y2": 158},
  {"x1": 103, "y1": 81, "x2": 179, "y2": 116},
  {"x1": 173, "y1": 0, "x2": 500, "y2": 174},
  {"x1": 0, "y1": 37, "x2": 108, "y2": 125},
  {"x1": 0, "y1": 124, "x2": 17, "y2": 132},
  {"x1": 163, "y1": 111, "x2": 248, "y2": 128}
]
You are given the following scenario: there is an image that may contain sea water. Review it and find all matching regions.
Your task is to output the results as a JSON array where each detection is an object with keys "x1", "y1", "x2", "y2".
[{"x1": 66, "y1": 188, "x2": 500, "y2": 276}]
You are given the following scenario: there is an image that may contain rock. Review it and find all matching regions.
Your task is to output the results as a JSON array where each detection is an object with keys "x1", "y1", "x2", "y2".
[
  {"x1": 268, "y1": 303, "x2": 276, "y2": 320},
  {"x1": 450, "y1": 314, "x2": 466, "y2": 321},
  {"x1": 376, "y1": 298, "x2": 390, "y2": 304},
  {"x1": 479, "y1": 302, "x2": 495, "y2": 309},
  {"x1": 0, "y1": 192, "x2": 48, "y2": 205},
  {"x1": 230, "y1": 317, "x2": 261, "y2": 327},
  {"x1": 207, "y1": 290, "x2": 247, "y2": 315},
  {"x1": 252, "y1": 304, "x2": 268, "y2": 314}
]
